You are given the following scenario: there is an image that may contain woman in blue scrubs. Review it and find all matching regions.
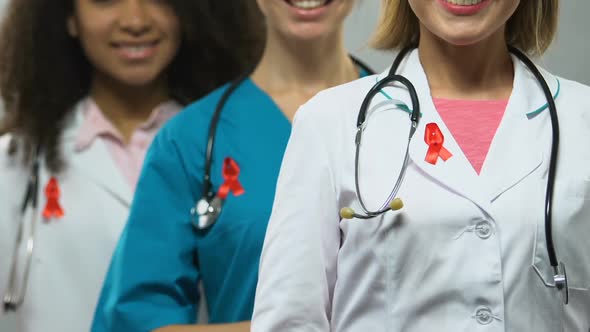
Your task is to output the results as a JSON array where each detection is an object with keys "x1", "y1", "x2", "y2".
[{"x1": 92, "y1": 0, "x2": 373, "y2": 331}]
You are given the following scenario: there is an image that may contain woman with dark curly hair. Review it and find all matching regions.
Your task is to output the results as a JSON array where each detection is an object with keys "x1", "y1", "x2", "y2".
[{"x1": 0, "y1": 0, "x2": 262, "y2": 331}]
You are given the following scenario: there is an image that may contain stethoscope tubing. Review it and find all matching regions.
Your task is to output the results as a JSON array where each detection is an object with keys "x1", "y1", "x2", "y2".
[
  {"x1": 353, "y1": 75, "x2": 420, "y2": 217},
  {"x1": 200, "y1": 56, "x2": 376, "y2": 207},
  {"x1": 352, "y1": 45, "x2": 565, "y2": 299},
  {"x1": 4, "y1": 144, "x2": 41, "y2": 312},
  {"x1": 507, "y1": 46, "x2": 561, "y2": 270}
]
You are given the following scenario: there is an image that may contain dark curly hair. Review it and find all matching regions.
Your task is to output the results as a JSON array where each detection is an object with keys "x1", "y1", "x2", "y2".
[{"x1": 0, "y1": 0, "x2": 264, "y2": 172}]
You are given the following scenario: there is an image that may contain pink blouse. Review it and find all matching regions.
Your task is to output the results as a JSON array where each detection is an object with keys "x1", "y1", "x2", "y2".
[
  {"x1": 75, "y1": 98, "x2": 180, "y2": 189},
  {"x1": 434, "y1": 98, "x2": 508, "y2": 174}
]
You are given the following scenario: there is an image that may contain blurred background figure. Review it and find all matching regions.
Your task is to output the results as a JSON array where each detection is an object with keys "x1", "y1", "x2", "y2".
[
  {"x1": 91, "y1": 0, "x2": 373, "y2": 331},
  {"x1": 0, "y1": 0, "x2": 261, "y2": 331}
]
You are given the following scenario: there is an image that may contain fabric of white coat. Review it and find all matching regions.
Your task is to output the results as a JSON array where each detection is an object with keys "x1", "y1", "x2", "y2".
[
  {"x1": 0, "y1": 102, "x2": 133, "y2": 332},
  {"x1": 252, "y1": 50, "x2": 590, "y2": 332}
]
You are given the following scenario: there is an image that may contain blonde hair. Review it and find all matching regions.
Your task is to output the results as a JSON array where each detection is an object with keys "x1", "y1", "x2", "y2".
[{"x1": 372, "y1": 0, "x2": 559, "y2": 56}]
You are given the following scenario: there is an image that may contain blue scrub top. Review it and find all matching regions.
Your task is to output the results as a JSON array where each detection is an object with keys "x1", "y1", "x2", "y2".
[{"x1": 92, "y1": 72, "x2": 371, "y2": 331}]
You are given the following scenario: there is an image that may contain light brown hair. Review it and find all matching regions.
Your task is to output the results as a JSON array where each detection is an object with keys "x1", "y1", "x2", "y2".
[{"x1": 372, "y1": 0, "x2": 559, "y2": 56}]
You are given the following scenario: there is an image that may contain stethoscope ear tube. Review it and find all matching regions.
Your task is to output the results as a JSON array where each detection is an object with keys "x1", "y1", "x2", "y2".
[
  {"x1": 508, "y1": 46, "x2": 561, "y2": 269},
  {"x1": 350, "y1": 47, "x2": 420, "y2": 219},
  {"x1": 356, "y1": 45, "x2": 419, "y2": 128},
  {"x1": 509, "y1": 47, "x2": 566, "y2": 303},
  {"x1": 356, "y1": 74, "x2": 420, "y2": 127},
  {"x1": 195, "y1": 72, "x2": 252, "y2": 231},
  {"x1": 4, "y1": 144, "x2": 42, "y2": 312},
  {"x1": 202, "y1": 73, "x2": 252, "y2": 200}
]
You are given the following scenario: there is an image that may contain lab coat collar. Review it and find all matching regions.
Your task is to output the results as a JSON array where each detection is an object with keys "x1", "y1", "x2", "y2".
[
  {"x1": 375, "y1": 50, "x2": 560, "y2": 118},
  {"x1": 61, "y1": 101, "x2": 133, "y2": 207},
  {"x1": 482, "y1": 56, "x2": 558, "y2": 202},
  {"x1": 375, "y1": 49, "x2": 559, "y2": 217}
]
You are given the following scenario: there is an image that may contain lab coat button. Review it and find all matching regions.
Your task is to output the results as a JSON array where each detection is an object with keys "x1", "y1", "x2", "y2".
[
  {"x1": 474, "y1": 307, "x2": 494, "y2": 325},
  {"x1": 475, "y1": 221, "x2": 492, "y2": 239}
]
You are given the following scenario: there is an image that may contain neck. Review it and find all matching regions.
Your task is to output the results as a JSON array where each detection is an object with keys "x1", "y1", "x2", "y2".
[
  {"x1": 251, "y1": 29, "x2": 358, "y2": 94},
  {"x1": 418, "y1": 26, "x2": 514, "y2": 100},
  {"x1": 89, "y1": 73, "x2": 170, "y2": 142}
]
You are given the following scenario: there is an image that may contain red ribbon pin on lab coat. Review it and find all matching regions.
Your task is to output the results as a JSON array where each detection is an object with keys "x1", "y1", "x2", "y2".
[
  {"x1": 217, "y1": 157, "x2": 245, "y2": 200},
  {"x1": 43, "y1": 177, "x2": 64, "y2": 219},
  {"x1": 424, "y1": 123, "x2": 453, "y2": 165}
]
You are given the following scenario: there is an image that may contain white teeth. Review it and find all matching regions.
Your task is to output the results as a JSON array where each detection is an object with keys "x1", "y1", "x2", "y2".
[
  {"x1": 445, "y1": 0, "x2": 484, "y2": 5},
  {"x1": 290, "y1": 0, "x2": 328, "y2": 10},
  {"x1": 123, "y1": 46, "x2": 148, "y2": 54}
]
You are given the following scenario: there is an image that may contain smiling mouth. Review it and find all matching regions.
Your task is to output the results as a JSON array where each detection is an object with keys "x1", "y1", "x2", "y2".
[
  {"x1": 112, "y1": 40, "x2": 160, "y2": 60},
  {"x1": 285, "y1": 0, "x2": 333, "y2": 10},
  {"x1": 112, "y1": 40, "x2": 159, "y2": 49},
  {"x1": 444, "y1": 0, "x2": 485, "y2": 5}
]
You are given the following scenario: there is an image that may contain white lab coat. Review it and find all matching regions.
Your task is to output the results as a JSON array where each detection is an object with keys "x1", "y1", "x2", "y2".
[
  {"x1": 0, "y1": 102, "x2": 133, "y2": 332},
  {"x1": 252, "y1": 50, "x2": 590, "y2": 331}
]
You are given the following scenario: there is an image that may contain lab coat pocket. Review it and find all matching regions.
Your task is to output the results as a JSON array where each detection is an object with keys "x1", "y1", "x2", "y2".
[
  {"x1": 563, "y1": 287, "x2": 590, "y2": 332},
  {"x1": 532, "y1": 178, "x2": 590, "y2": 291}
]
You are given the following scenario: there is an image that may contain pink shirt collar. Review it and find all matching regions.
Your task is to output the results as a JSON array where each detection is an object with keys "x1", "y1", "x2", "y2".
[{"x1": 74, "y1": 98, "x2": 179, "y2": 152}]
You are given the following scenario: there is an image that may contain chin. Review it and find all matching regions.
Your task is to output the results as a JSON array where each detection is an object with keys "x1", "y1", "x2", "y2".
[
  {"x1": 434, "y1": 28, "x2": 493, "y2": 48},
  {"x1": 114, "y1": 72, "x2": 163, "y2": 88},
  {"x1": 442, "y1": 37, "x2": 482, "y2": 47},
  {"x1": 430, "y1": 21, "x2": 502, "y2": 47},
  {"x1": 284, "y1": 24, "x2": 334, "y2": 42}
]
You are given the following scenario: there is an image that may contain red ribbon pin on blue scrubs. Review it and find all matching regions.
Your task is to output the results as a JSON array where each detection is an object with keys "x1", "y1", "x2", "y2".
[{"x1": 217, "y1": 157, "x2": 245, "y2": 199}]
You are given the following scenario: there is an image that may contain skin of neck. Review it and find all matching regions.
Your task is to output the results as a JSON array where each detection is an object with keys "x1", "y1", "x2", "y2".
[
  {"x1": 89, "y1": 71, "x2": 171, "y2": 142},
  {"x1": 418, "y1": 24, "x2": 514, "y2": 100},
  {"x1": 251, "y1": 26, "x2": 358, "y2": 95}
]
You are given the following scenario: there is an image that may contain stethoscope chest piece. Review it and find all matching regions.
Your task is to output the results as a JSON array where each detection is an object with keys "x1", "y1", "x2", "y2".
[
  {"x1": 554, "y1": 262, "x2": 569, "y2": 305},
  {"x1": 3, "y1": 294, "x2": 17, "y2": 312},
  {"x1": 191, "y1": 196, "x2": 223, "y2": 230}
]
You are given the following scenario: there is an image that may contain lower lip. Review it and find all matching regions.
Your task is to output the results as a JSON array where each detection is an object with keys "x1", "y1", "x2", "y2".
[
  {"x1": 115, "y1": 44, "x2": 158, "y2": 61},
  {"x1": 285, "y1": 0, "x2": 331, "y2": 19},
  {"x1": 436, "y1": 0, "x2": 492, "y2": 16}
]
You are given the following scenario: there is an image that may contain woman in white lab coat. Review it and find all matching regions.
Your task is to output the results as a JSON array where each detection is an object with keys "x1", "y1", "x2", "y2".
[
  {"x1": 0, "y1": 1, "x2": 260, "y2": 331},
  {"x1": 252, "y1": 0, "x2": 590, "y2": 331}
]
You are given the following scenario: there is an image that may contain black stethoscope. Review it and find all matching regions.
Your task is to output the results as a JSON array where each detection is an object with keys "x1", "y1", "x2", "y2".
[
  {"x1": 338, "y1": 45, "x2": 569, "y2": 305},
  {"x1": 190, "y1": 56, "x2": 375, "y2": 230},
  {"x1": 3, "y1": 58, "x2": 373, "y2": 312}
]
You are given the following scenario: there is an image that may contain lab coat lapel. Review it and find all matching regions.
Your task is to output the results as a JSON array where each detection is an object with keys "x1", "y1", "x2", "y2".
[
  {"x1": 62, "y1": 104, "x2": 133, "y2": 207},
  {"x1": 481, "y1": 57, "x2": 559, "y2": 201},
  {"x1": 378, "y1": 50, "x2": 491, "y2": 214}
]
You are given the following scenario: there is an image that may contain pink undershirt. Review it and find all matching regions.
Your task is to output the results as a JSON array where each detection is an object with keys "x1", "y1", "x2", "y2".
[
  {"x1": 433, "y1": 98, "x2": 508, "y2": 174},
  {"x1": 75, "y1": 98, "x2": 180, "y2": 190}
]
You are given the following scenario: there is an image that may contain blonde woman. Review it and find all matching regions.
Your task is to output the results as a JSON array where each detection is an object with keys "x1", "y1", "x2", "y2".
[{"x1": 252, "y1": 0, "x2": 590, "y2": 330}]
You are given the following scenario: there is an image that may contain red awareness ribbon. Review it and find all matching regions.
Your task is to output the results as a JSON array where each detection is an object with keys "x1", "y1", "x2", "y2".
[
  {"x1": 217, "y1": 157, "x2": 245, "y2": 200},
  {"x1": 424, "y1": 123, "x2": 453, "y2": 165},
  {"x1": 43, "y1": 177, "x2": 64, "y2": 219}
]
